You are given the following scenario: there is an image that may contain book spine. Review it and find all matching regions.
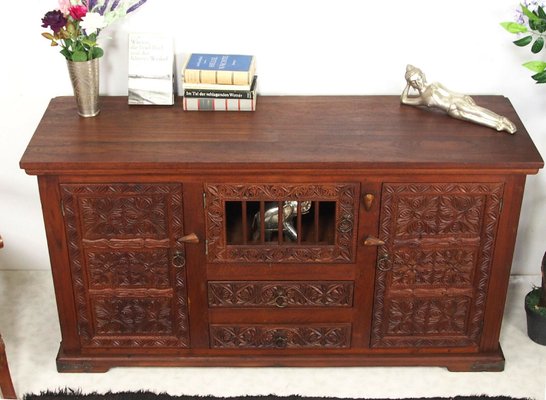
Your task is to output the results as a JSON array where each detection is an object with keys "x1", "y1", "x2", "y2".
[
  {"x1": 183, "y1": 89, "x2": 255, "y2": 99},
  {"x1": 184, "y1": 70, "x2": 252, "y2": 85},
  {"x1": 183, "y1": 97, "x2": 256, "y2": 111}
]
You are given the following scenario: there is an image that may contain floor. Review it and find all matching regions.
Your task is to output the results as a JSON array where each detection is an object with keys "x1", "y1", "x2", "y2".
[{"x1": 0, "y1": 271, "x2": 545, "y2": 400}]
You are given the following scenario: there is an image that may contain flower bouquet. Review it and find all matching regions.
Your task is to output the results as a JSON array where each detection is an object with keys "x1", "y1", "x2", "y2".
[
  {"x1": 41, "y1": 0, "x2": 147, "y2": 116},
  {"x1": 42, "y1": 0, "x2": 147, "y2": 62}
]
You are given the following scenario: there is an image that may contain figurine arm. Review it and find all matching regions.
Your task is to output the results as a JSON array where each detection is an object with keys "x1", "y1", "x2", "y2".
[{"x1": 400, "y1": 84, "x2": 423, "y2": 106}]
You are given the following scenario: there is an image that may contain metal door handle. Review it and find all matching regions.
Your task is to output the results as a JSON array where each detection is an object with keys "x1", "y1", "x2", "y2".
[{"x1": 172, "y1": 251, "x2": 186, "y2": 268}]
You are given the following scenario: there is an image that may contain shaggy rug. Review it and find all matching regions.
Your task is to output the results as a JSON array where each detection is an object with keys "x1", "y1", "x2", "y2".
[{"x1": 21, "y1": 391, "x2": 533, "y2": 400}]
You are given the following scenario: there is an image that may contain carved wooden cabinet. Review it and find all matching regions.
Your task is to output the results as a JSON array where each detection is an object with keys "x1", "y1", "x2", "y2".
[{"x1": 20, "y1": 96, "x2": 543, "y2": 372}]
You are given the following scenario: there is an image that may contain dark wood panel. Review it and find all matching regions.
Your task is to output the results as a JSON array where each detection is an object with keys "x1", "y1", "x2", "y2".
[{"x1": 20, "y1": 96, "x2": 543, "y2": 173}]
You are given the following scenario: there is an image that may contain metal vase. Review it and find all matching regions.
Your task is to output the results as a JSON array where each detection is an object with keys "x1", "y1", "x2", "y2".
[{"x1": 67, "y1": 58, "x2": 100, "y2": 117}]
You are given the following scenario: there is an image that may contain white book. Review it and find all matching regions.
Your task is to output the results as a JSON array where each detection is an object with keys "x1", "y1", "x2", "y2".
[{"x1": 128, "y1": 33, "x2": 174, "y2": 105}]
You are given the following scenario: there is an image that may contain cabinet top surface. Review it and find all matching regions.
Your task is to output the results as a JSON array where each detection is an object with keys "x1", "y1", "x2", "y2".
[{"x1": 20, "y1": 95, "x2": 543, "y2": 174}]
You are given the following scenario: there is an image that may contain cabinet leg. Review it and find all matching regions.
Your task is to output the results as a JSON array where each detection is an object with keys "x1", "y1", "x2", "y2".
[{"x1": 0, "y1": 337, "x2": 16, "y2": 399}]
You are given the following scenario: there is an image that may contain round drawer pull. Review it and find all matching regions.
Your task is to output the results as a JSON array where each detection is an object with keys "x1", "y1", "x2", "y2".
[{"x1": 273, "y1": 333, "x2": 288, "y2": 349}]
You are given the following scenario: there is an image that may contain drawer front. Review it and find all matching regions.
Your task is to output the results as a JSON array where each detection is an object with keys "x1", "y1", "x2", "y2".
[
  {"x1": 208, "y1": 281, "x2": 354, "y2": 308},
  {"x1": 210, "y1": 324, "x2": 352, "y2": 349},
  {"x1": 204, "y1": 183, "x2": 359, "y2": 263}
]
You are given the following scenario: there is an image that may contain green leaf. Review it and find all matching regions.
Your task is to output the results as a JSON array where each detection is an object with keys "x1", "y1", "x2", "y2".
[
  {"x1": 513, "y1": 35, "x2": 533, "y2": 46},
  {"x1": 91, "y1": 47, "x2": 104, "y2": 59},
  {"x1": 500, "y1": 21, "x2": 528, "y2": 33},
  {"x1": 521, "y1": 4, "x2": 542, "y2": 23},
  {"x1": 532, "y1": 36, "x2": 545, "y2": 53},
  {"x1": 531, "y1": 69, "x2": 546, "y2": 83},
  {"x1": 523, "y1": 60, "x2": 546, "y2": 72},
  {"x1": 71, "y1": 51, "x2": 88, "y2": 62},
  {"x1": 538, "y1": 6, "x2": 546, "y2": 19},
  {"x1": 60, "y1": 48, "x2": 71, "y2": 60}
]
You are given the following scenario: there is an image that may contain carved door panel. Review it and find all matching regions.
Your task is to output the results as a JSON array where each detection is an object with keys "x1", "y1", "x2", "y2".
[
  {"x1": 204, "y1": 183, "x2": 358, "y2": 263},
  {"x1": 371, "y1": 182, "x2": 504, "y2": 348},
  {"x1": 60, "y1": 183, "x2": 190, "y2": 348}
]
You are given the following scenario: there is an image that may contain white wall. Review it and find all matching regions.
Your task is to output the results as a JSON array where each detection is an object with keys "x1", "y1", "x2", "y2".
[{"x1": 1, "y1": 0, "x2": 544, "y2": 273}]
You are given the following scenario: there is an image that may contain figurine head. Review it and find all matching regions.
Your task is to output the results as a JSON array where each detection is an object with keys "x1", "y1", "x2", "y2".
[{"x1": 405, "y1": 64, "x2": 426, "y2": 90}]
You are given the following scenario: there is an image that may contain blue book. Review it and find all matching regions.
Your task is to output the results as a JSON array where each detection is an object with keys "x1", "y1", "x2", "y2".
[{"x1": 183, "y1": 53, "x2": 256, "y2": 85}]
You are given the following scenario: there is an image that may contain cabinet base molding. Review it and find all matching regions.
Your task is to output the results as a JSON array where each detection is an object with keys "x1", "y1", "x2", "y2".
[{"x1": 56, "y1": 346, "x2": 505, "y2": 373}]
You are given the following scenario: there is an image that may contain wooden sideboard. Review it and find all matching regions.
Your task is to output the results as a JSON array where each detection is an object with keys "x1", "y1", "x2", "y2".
[{"x1": 20, "y1": 96, "x2": 543, "y2": 372}]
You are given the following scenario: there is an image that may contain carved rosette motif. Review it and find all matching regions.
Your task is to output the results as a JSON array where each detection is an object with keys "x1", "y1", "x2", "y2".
[
  {"x1": 204, "y1": 183, "x2": 357, "y2": 263},
  {"x1": 371, "y1": 182, "x2": 503, "y2": 348},
  {"x1": 208, "y1": 281, "x2": 354, "y2": 308},
  {"x1": 87, "y1": 249, "x2": 171, "y2": 288},
  {"x1": 60, "y1": 183, "x2": 190, "y2": 348},
  {"x1": 93, "y1": 297, "x2": 173, "y2": 334},
  {"x1": 210, "y1": 324, "x2": 351, "y2": 349}
]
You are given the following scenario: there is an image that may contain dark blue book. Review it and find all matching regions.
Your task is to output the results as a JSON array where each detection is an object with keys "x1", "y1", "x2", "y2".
[{"x1": 183, "y1": 53, "x2": 256, "y2": 85}]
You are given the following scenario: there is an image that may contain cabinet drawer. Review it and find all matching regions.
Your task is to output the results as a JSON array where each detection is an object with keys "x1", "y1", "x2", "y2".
[
  {"x1": 210, "y1": 324, "x2": 352, "y2": 349},
  {"x1": 208, "y1": 281, "x2": 354, "y2": 308}
]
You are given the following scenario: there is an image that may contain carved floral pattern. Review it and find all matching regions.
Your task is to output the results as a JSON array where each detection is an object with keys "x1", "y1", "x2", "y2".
[
  {"x1": 204, "y1": 183, "x2": 358, "y2": 263},
  {"x1": 391, "y1": 248, "x2": 476, "y2": 288},
  {"x1": 93, "y1": 297, "x2": 173, "y2": 334},
  {"x1": 385, "y1": 297, "x2": 470, "y2": 335},
  {"x1": 371, "y1": 182, "x2": 503, "y2": 348},
  {"x1": 61, "y1": 183, "x2": 189, "y2": 348},
  {"x1": 210, "y1": 324, "x2": 351, "y2": 349},
  {"x1": 208, "y1": 281, "x2": 354, "y2": 308},
  {"x1": 80, "y1": 195, "x2": 168, "y2": 239},
  {"x1": 87, "y1": 250, "x2": 171, "y2": 288}
]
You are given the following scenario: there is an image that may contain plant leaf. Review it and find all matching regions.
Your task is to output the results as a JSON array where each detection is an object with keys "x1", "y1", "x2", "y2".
[
  {"x1": 539, "y1": 5, "x2": 546, "y2": 19},
  {"x1": 521, "y1": 4, "x2": 542, "y2": 23},
  {"x1": 531, "y1": 69, "x2": 546, "y2": 83},
  {"x1": 72, "y1": 51, "x2": 88, "y2": 62},
  {"x1": 532, "y1": 36, "x2": 545, "y2": 53},
  {"x1": 92, "y1": 47, "x2": 104, "y2": 59},
  {"x1": 500, "y1": 21, "x2": 528, "y2": 33},
  {"x1": 523, "y1": 60, "x2": 546, "y2": 72},
  {"x1": 42, "y1": 32, "x2": 55, "y2": 40},
  {"x1": 60, "y1": 48, "x2": 71, "y2": 60},
  {"x1": 513, "y1": 35, "x2": 533, "y2": 46}
]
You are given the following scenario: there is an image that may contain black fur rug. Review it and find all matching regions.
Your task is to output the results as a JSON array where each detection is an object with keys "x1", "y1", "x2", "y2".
[{"x1": 22, "y1": 391, "x2": 533, "y2": 400}]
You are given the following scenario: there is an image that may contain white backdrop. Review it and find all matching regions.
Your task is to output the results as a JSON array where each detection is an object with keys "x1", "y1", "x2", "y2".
[{"x1": 1, "y1": 0, "x2": 544, "y2": 274}]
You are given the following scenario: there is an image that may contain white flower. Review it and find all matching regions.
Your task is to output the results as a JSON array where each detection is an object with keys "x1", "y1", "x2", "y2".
[{"x1": 80, "y1": 12, "x2": 108, "y2": 35}]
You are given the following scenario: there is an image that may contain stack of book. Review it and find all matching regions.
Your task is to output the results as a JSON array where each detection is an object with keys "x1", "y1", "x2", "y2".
[{"x1": 182, "y1": 53, "x2": 257, "y2": 111}]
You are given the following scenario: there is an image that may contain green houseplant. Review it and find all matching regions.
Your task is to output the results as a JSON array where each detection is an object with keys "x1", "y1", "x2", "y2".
[
  {"x1": 524, "y1": 252, "x2": 546, "y2": 345},
  {"x1": 501, "y1": 1, "x2": 546, "y2": 345},
  {"x1": 501, "y1": 1, "x2": 546, "y2": 83}
]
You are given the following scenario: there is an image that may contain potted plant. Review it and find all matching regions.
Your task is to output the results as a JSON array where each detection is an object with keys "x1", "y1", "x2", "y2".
[
  {"x1": 40, "y1": 0, "x2": 147, "y2": 116},
  {"x1": 524, "y1": 252, "x2": 546, "y2": 345},
  {"x1": 501, "y1": 2, "x2": 546, "y2": 345}
]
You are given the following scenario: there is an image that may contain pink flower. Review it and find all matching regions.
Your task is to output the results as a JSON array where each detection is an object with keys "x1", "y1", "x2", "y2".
[
  {"x1": 69, "y1": 5, "x2": 87, "y2": 21},
  {"x1": 58, "y1": 0, "x2": 72, "y2": 14}
]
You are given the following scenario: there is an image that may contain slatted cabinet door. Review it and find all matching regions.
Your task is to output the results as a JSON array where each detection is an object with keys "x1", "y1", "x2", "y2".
[
  {"x1": 371, "y1": 182, "x2": 504, "y2": 348},
  {"x1": 204, "y1": 183, "x2": 359, "y2": 264},
  {"x1": 60, "y1": 183, "x2": 190, "y2": 349}
]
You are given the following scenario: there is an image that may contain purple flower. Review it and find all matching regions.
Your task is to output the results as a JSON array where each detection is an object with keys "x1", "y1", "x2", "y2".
[
  {"x1": 127, "y1": 0, "x2": 147, "y2": 13},
  {"x1": 41, "y1": 10, "x2": 67, "y2": 34}
]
